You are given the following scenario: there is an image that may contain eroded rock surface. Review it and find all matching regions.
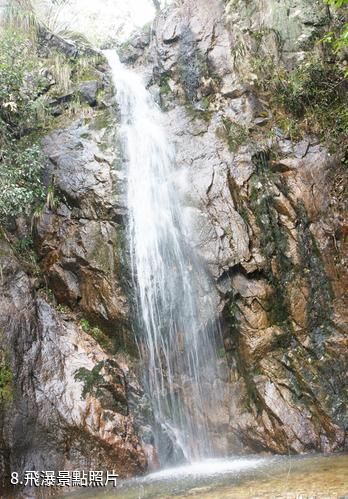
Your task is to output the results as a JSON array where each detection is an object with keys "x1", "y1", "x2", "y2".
[
  {"x1": 0, "y1": 45, "x2": 150, "y2": 494},
  {"x1": 0, "y1": 239, "x2": 146, "y2": 488},
  {"x1": 0, "y1": 0, "x2": 347, "y2": 488},
  {"x1": 129, "y1": 0, "x2": 348, "y2": 454},
  {"x1": 35, "y1": 114, "x2": 131, "y2": 340}
]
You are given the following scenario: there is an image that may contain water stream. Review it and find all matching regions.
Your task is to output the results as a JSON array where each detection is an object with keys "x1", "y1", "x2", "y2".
[
  {"x1": 104, "y1": 50, "x2": 223, "y2": 464},
  {"x1": 61, "y1": 50, "x2": 348, "y2": 499},
  {"x1": 64, "y1": 454, "x2": 348, "y2": 498}
]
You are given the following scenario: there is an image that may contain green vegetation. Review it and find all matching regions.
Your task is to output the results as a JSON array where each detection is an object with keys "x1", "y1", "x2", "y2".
[
  {"x1": 0, "y1": 363, "x2": 13, "y2": 403},
  {"x1": 185, "y1": 102, "x2": 213, "y2": 123},
  {"x1": 216, "y1": 347, "x2": 226, "y2": 359},
  {"x1": 13, "y1": 235, "x2": 40, "y2": 275},
  {"x1": 246, "y1": 0, "x2": 348, "y2": 148},
  {"x1": 4, "y1": 0, "x2": 39, "y2": 40},
  {"x1": 220, "y1": 118, "x2": 249, "y2": 152},
  {"x1": 75, "y1": 360, "x2": 128, "y2": 414},
  {"x1": 159, "y1": 73, "x2": 172, "y2": 96},
  {"x1": 0, "y1": 30, "x2": 48, "y2": 134},
  {"x1": 0, "y1": 341, "x2": 13, "y2": 404},
  {"x1": 295, "y1": 202, "x2": 334, "y2": 353},
  {"x1": 276, "y1": 59, "x2": 347, "y2": 139},
  {"x1": 231, "y1": 41, "x2": 247, "y2": 68},
  {"x1": 73, "y1": 54, "x2": 104, "y2": 83},
  {"x1": 228, "y1": 301, "x2": 239, "y2": 334},
  {"x1": 56, "y1": 304, "x2": 70, "y2": 313},
  {"x1": 0, "y1": 28, "x2": 47, "y2": 223},
  {"x1": 0, "y1": 3, "x2": 105, "y2": 226},
  {"x1": 249, "y1": 26, "x2": 283, "y2": 53},
  {"x1": 0, "y1": 143, "x2": 45, "y2": 222},
  {"x1": 223, "y1": 300, "x2": 239, "y2": 364},
  {"x1": 5, "y1": 0, "x2": 92, "y2": 43},
  {"x1": 325, "y1": 0, "x2": 348, "y2": 6},
  {"x1": 322, "y1": 0, "x2": 348, "y2": 76},
  {"x1": 252, "y1": 54, "x2": 348, "y2": 147},
  {"x1": 74, "y1": 361, "x2": 105, "y2": 399},
  {"x1": 80, "y1": 319, "x2": 112, "y2": 351},
  {"x1": 249, "y1": 152, "x2": 334, "y2": 355},
  {"x1": 249, "y1": 151, "x2": 293, "y2": 327}
]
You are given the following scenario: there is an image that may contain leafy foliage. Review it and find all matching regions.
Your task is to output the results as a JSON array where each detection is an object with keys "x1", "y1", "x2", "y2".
[
  {"x1": 220, "y1": 118, "x2": 249, "y2": 152},
  {"x1": 322, "y1": 0, "x2": 348, "y2": 76},
  {"x1": 0, "y1": 30, "x2": 48, "y2": 135},
  {"x1": 0, "y1": 363, "x2": 13, "y2": 403},
  {"x1": 13, "y1": 234, "x2": 41, "y2": 274},
  {"x1": 4, "y1": 0, "x2": 39, "y2": 39},
  {"x1": 0, "y1": 145, "x2": 45, "y2": 221},
  {"x1": 275, "y1": 59, "x2": 347, "y2": 128},
  {"x1": 80, "y1": 319, "x2": 112, "y2": 351},
  {"x1": 0, "y1": 29, "x2": 47, "y2": 223},
  {"x1": 0, "y1": 342, "x2": 13, "y2": 404},
  {"x1": 74, "y1": 362, "x2": 105, "y2": 399},
  {"x1": 0, "y1": 9, "x2": 105, "y2": 224},
  {"x1": 324, "y1": 0, "x2": 348, "y2": 7},
  {"x1": 252, "y1": 53, "x2": 348, "y2": 146},
  {"x1": 322, "y1": 24, "x2": 348, "y2": 62}
]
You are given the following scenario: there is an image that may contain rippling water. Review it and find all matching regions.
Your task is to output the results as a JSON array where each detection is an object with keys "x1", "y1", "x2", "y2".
[{"x1": 64, "y1": 454, "x2": 348, "y2": 498}]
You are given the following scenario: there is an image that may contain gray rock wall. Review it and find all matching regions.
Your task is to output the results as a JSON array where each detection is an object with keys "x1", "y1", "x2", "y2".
[
  {"x1": 0, "y1": 43, "x2": 151, "y2": 494},
  {"x1": 127, "y1": 0, "x2": 348, "y2": 455},
  {"x1": 0, "y1": 0, "x2": 347, "y2": 488},
  {"x1": 0, "y1": 238, "x2": 146, "y2": 486}
]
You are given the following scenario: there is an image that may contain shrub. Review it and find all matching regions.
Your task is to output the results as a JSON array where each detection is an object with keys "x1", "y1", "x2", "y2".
[
  {"x1": 0, "y1": 29, "x2": 48, "y2": 136},
  {"x1": 276, "y1": 60, "x2": 345, "y2": 116},
  {"x1": 0, "y1": 29, "x2": 48, "y2": 223},
  {"x1": 0, "y1": 362, "x2": 13, "y2": 403},
  {"x1": 252, "y1": 53, "x2": 348, "y2": 145},
  {"x1": 220, "y1": 118, "x2": 249, "y2": 152},
  {"x1": 322, "y1": 0, "x2": 348, "y2": 76},
  {"x1": 0, "y1": 143, "x2": 45, "y2": 222},
  {"x1": 325, "y1": 0, "x2": 348, "y2": 8},
  {"x1": 275, "y1": 58, "x2": 348, "y2": 140},
  {"x1": 74, "y1": 362, "x2": 105, "y2": 399}
]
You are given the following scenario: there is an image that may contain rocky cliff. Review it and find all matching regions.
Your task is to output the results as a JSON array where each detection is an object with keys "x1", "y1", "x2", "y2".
[
  {"x1": 122, "y1": 0, "x2": 348, "y2": 454},
  {"x1": 0, "y1": 0, "x2": 347, "y2": 494},
  {"x1": 0, "y1": 33, "x2": 151, "y2": 494}
]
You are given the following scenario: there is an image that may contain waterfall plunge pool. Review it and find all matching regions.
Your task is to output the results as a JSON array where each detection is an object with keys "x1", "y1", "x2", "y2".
[{"x1": 64, "y1": 453, "x2": 348, "y2": 498}]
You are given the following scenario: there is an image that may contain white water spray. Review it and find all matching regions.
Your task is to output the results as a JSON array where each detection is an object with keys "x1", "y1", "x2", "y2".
[{"x1": 104, "y1": 50, "x2": 223, "y2": 463}]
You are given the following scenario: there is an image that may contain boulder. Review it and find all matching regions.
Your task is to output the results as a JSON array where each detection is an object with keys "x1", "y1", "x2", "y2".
[{"x1": 79, "y1": 80, "x2": 102, "y2": 106}]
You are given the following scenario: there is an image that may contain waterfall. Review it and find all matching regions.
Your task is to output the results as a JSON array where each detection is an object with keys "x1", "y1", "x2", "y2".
[{"x1": 104, "y1": 50, "x2": 223, "y2": 464}]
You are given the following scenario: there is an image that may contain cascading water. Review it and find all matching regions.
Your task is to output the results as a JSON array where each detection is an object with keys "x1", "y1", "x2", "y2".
[{"x1": 104, "y1": 50, "x2": 223, "y2": 463}]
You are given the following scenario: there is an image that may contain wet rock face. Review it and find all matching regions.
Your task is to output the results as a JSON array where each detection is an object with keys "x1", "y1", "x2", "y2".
[
  {"x1": 35, "y1": 113, "x2": 132, "y2": 341},
  {"x1": 0, "y1": 0, "x2": 345, "y2": 480},
  {"x1": 0, "y1": 239, "x2": 146, "y2": 487},
  {"x1": 0, "y1": 53, "x2": 150, "y2": 489},
  {"x1": 118, "y1": 29, "x2": 151, "y2": 64},
  {"x1": 135, "y1": 0, "x2": 348, "y2": 454},
  {"x1": 79, "y1": 80, "x2": 102, "y2": 106}
]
